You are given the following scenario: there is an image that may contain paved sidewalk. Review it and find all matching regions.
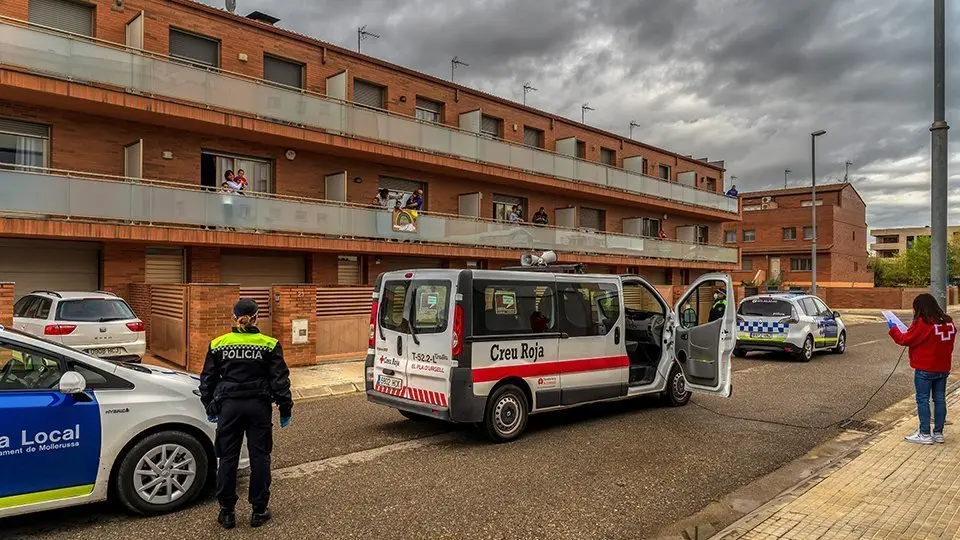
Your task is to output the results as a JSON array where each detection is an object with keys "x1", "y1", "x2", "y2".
[
  {"x1": 289, "y1": 359, "x2": 365, "y2": 400},
  {"x1": 714, "y1": 388, "x2": 960, "y2": 540}
]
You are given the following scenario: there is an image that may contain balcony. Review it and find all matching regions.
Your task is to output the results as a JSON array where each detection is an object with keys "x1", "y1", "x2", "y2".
[
  {"x1": 0, "y1": 169, "x2": 739, "y2": 264},
  {"x1": 0, "y1": 18, "x2": 738, "y2": 216}
]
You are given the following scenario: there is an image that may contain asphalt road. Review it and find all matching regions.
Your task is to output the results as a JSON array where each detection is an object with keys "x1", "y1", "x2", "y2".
[{"x1": 1, "y1": 321, "x2": 943, "y2": 540}]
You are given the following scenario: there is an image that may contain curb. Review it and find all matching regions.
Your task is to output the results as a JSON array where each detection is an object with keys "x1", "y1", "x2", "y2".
[{"x1": 291, "y1": 381, "x2": 364, "y2": 401}]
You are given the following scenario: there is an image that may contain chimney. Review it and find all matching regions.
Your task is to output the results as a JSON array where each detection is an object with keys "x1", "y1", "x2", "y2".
[{"x1": 247, "y1": 10, "x2": 280, "y2": 25}]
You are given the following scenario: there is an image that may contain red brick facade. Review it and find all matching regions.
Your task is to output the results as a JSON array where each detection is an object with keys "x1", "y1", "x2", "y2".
[
  {"x1": 102, "y1": 243, "x2": 146, "y2": 296},
  {"x1": 270, "y1": 285, "x2": 318, "y2": 368},
  {"x1": 0, "y1": 282, "x2": 13, "y2": 327},
  {"x1": 127, "y1": 283, "x2": 153, "y2": 344},
  {"x1": 185, "y1": 284, "x2": 238, "y2": 373}
]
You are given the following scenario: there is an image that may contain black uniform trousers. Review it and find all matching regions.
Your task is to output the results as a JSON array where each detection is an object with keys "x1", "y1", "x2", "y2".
[{"x1": 215, "y1": 397, "x2": 273, "y2": 510}]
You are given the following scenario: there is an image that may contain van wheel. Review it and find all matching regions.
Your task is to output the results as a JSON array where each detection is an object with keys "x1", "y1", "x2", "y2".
[
  {"x1": 661, "y1": 364, "x2": 692, "y2": 407},
  {"x1": 483, "y1": 385, "x2": 529, "y2": 443},
  {"x1": 796, "y1": 336, "x2": 814, "y2": 362},
  {"x1": 115, "y1": 431, "x2": 209, "y2": 515},
  {"x1": 831, "y1": 332, "x2": 846, "y2": 354},
  {"x1": 398, "y1": 409, "x2": 429, "y2": 421}
]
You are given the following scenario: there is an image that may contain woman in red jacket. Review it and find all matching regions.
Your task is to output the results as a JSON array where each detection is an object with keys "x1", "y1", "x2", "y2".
[{"x1": 889, "y1": 294, "x2": 956, "y2": 444}]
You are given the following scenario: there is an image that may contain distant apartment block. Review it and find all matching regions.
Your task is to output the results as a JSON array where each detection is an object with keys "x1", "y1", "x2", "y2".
[{"x1": 871, "y1": 226, "x2": 960, "y2": 258}]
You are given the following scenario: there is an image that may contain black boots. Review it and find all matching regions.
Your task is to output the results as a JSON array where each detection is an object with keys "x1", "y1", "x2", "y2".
[
  {"x1": 217, "y1": 507, "x2": 237, "y2": 530},
  {"x1": 251, "y1": 507, "x2": 272, "y2": 528}
]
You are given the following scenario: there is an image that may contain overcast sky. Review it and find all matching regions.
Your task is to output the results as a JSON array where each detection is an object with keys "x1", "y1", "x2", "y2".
[{"x1": 214, "y1": 0, "x2": 959, "y2": 232}]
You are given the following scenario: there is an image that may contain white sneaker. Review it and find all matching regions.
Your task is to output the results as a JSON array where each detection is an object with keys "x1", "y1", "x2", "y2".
[
  {"x1": 933, "y1": 433, "x2": 946, "y2": 444},
  {"x1": 905, "y1": 431, "x2": 934, "y2": 445}
]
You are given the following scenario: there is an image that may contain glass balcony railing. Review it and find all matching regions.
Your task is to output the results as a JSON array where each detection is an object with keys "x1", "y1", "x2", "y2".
[
  {"x1": 0, "y1": 19, "x2": 739, "y2": 215},
  {"x1": 0, "y1": 169, "x2": 739, "y2": 264}
]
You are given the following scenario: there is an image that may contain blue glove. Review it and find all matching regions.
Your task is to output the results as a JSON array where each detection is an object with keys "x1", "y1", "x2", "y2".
[
  {"x1": 207, "y1": 415, "x2": 218, "y2": 423},
  {"x1": 280, "y1": 416, "x2": 291, "y2": 428},
  {"x1": 887, "y1": 320, "x2": 897, "y2": 329}
]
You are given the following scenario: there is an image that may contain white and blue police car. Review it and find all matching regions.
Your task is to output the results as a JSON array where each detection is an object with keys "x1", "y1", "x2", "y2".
[
  {"x1": 735, "y1": 293, "x2": 847, "y2": 362},
  {"x1": 0, "y1": 325, "x2": 229, "y2": 518}
]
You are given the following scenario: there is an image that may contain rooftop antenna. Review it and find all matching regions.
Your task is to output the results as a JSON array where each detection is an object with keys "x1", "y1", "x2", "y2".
[
  {"x1": 522, "y1": 82, "x2": 538, "y2": 106},
  {"x1": 451, "y1": 56, "x2": 469, "y2": 82},
  {"x1": 581, "y1": 102, "x2": 595, "y2": 124},
  {"x1": 629, "y1": 120, "x2": 641, "y2": 139},
  {"x1": 784, "y1": 168, "x2": 792, "y2": 188},
  {"x1": 357, "y1": 25, "x2": 380, "y2": 53},
  {"x1": 844, "y1": 160, "x2": 853, "y2": 183},
  {"x1": 225, "y1": 0, "x2": 236, "y2": 13}
]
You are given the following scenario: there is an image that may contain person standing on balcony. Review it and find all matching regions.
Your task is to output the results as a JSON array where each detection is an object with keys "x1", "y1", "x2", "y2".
[
  {"x1": 533, "y1": 207, "x2": 549, "y2": 226},
  {"x1": 199, "y1": 299, "x2": 293, "y2": 530},
  {"x1": 220, "y1": 170, "x2": 243, "y2": 230},
  {"x1": 374, "y1": 188, "x2": 390, "y2": 209},
  {"x1": 235, "y1": 169, "x2": 249, "y2": 192},
  {"x1": 508, "y1": 205, "x2": 524, "y2": 224},
  {"x1": 657, "y1": 228, "x2": 667, "y2": 240},
  {"x1": 405, "y1": 188, "x2": 424, "y2": 212},
  {"x1": 725, "y1": 184, "x2": 738, "y2": 197}
]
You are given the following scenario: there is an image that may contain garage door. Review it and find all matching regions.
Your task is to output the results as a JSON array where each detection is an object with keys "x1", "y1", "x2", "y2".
[
  {"x1": 0, "y1": 239, "x2": 100, "y2": 300},
  {"x1": 380, "y1": 257, "x2": 443, "y2": 274},
  {"x1": 220, "y1": 252, "x2": 306, "y2": 286},
  {"x1": 145, "y1": 247, "x2": 184, "y2": 284}
]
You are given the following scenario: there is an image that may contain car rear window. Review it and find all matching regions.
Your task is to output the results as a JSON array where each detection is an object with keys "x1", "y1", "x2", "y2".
[
  {"x1": 56, "y1": 299, "x2": 136, "y2": 322},
  {"x1": 738, "y1": 298, "x2": 793, "y2": 318},
  {"x1": 379, "y1": 280, "x2": 450, "y2": 334}
]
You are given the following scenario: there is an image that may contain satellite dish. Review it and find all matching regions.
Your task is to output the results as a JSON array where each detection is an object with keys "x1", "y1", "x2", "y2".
[{"x1": 225, "y1": 0, "x2": 236, "y2": 13}]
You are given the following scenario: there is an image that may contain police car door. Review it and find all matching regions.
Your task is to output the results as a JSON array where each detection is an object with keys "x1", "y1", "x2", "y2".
[
  {"x1": 0, "y1": 337, "x2": 101, "y2": 511},
  {"x1": 671, "y1": 273, "x2": 734, "y2": 397},
  {"x1": 812, "y1": 297, "x2": 839, "y2": 349}
]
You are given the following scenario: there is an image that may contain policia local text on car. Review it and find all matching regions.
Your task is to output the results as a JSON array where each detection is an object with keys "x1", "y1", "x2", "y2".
[{"x1": 199, "y1": 298, "x2": 293, "y2": 530}]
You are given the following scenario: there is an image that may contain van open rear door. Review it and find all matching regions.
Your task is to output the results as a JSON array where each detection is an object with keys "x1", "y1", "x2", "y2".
[{"x1": 671, "y1": 273, "x2": 734, "y2": 397}]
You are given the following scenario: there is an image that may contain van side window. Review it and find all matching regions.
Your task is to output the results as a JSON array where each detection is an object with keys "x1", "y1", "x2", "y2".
[
  {"x1": 558, "y1": 282, "x2": 620, "y2": 337},
  {"x1": 473, "y1": 280, "x2": 556, "y2": 336},
  {"x1": 379, "y1": 282, "x2": 409, "y2": 333},
  {"x1": 379, "y1": 280, "x2": 450, "y2": 334},
  {"x1": 677, "y1": 279, "x2": 727, "y2": 328}
]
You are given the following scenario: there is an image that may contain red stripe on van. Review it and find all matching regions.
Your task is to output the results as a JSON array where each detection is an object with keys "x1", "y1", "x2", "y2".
[{"x1": 471, "y1": 355, "x2": 629, "y2": 383}]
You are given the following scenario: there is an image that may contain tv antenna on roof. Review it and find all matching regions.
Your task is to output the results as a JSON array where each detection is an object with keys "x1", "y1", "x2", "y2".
[
  {"x1": 451, "y1": 56, "x2": 469, "y2": 81},
  {"x1": 522, "y1": 82, "x2": 538, "y2": 105},
  {"x1": 357, "y1": 25, "x2": 380, "y2": 53}
]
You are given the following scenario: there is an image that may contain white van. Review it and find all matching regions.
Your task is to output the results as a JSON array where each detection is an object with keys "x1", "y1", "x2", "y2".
[{"x1": 365, "y1": 265, "x2": 735, "y2": 442}]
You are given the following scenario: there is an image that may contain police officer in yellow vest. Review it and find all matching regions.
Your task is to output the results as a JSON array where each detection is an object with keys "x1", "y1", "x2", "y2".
[
  {"x1": 709, "y1": 288, "x2": 727, "y2": 322},
  {"x1": 199, "y1": 298, "x2": 292, "y2": 530}
]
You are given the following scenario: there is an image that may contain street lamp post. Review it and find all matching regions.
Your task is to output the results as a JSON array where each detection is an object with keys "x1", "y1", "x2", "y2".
[
  {"x1": 931, "y1": 0, "x2": 950, "y2": 308},
  {"x1": 811, "y1": 130, "x2": 827, "y2": 295}
]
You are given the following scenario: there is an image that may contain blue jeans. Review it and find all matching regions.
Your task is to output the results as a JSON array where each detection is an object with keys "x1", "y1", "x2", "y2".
[{"x1": 915, "y1": 370, "x2": 949, "y2": 435}]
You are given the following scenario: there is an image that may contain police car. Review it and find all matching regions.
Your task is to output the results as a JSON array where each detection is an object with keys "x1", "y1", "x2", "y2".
[
  {"x1": 735, "y1": 294, "x2": 847, "y2": 361},
  {"x1": 0, "y1": 325, "x2": 226, "y2": 518}
]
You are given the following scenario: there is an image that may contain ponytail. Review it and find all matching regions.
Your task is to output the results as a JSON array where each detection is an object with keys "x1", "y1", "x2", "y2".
[{"x1": 235, "y1": 314, "x2": 257, "y2": 330}]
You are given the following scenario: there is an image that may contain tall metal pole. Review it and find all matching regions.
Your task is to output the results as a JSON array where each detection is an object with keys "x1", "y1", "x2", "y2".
[
  {"x1": 931, "y1": 0, "x2": 950, "y2": 308},
  {"x1": 811, "y1": 130, "x2": 826, "y2": 295},
  {"x1": 784, "y1": 168, "x2": 791, "y2": 188}
]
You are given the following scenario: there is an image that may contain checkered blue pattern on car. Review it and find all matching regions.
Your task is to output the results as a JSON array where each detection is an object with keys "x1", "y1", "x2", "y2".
[{"x1": 737, "y1": 321, "x2": 789, "y2": 333}]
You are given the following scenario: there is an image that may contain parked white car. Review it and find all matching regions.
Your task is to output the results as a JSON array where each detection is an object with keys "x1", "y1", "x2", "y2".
[
  {"x1": 12, "y1": 291, "x2": 146, "y2": 363},
  {"x1": 735, "y1": 293, "x2": 847, "y2": 361},
  {"x1": 0, "y1": 325, "x2": 235, "y2": 518}
]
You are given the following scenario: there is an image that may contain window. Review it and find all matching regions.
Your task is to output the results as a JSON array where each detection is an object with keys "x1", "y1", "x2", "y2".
[
  {"x1": 0, "y1": 341, "x2": 62, "y2": 391},
  {"x1": 658, "y1": 164, "x2": 671, "y2": 180},
  {"x1": 642, "y1": 218, "x2": 661, "y2": 238},
  {"x1": 791, "y1": 258, "x2": 813, "y2": 271},
  {"x1": 558, "y1": 281, "x2": 620, "y2": 338},
  {"x1": 724, "y1": 230, "x2": 737, "y2": 243},
  {"x1": 14, "y1": 296, "x2": 52, "y2": 320},
  {"x1": 379, "y1": 176, "x2": 427, "y2": 211},
  {"x1": 704, "y1": 177, "x2": 717, "y2": 191},
  {"x1": 742, "y1": 258, "x2": 753, "y2": 271},
  {"x1": 694, "y1": 226, "x2": 709, "y2": 244},
  {"x1": 200, "y1": 150, "x2": 273, "y2": 193},
  {"x1": 622, "y1": 282, "x2": 665, "y2": 314},
  {"x1": 493, "y1": 194, "x2": 525, "y2": 223},
  {"x1": 578, "y1": 207, "x2": 604, "y2": 232},
  {"x1": 783, "y1": 227, "x2": 797, "y2": 240},
  {"x1": 576, "y1": 141, "x2": 586, "y2": 159},
  {"x1": 29, "y1": 0, "x2": 94, "y2": 37},
  {"x1": 480, "y1": 114, "x2": 501, "y2": 138},
  {"x1": 378, "y1": 280, "x2": 450, "y2": 334},
  {"x1": 0, "y1": 118, "x2": 50, "y2": 171},
  {"x1": 67, "y1": 360, "x2": 134, "y2": 390},
  {"x1": 677, "y1": 278, "x2": 726, "y2": 329},
  {"x1": 600, "y1": 147, "x2": 616, "y2": 166},
  {"x1": 56, "y1": 299, "x2": 135, "y2": 322},
  {"x1": 263, "y1": 54, "x2": 304, "y2": 89},
  {"x1": 799, "y1": 298, "x2": 819, "y2": 316},
  {"x1": 169, "y1": 28, "x2": 220, "y2": 68},
  {"x1": 353, "y1": 79, "x2": 385, "y2": 109},
  {"x1": 523, "y1": 126, "x2": 544, "y2": 148},
  {"x1": 473, "y1": 281, "x2": 557, "y2": 336},
  {"x1": 738, "y1": 299, "x2": 793, "y2": 318},
  {"x1": 800, "y1": 200, "x2": 824, "y2": 207},
  {"x1": 812, "y1": 298, "x2": 832, "y2": 316},
  {"x1": 415, "y1": 98, "x2": 443, "y2": 123},
  {"x1": 743, "y1": 230, "x2": 756, "y2": 242},
  {"x1": 803, "y1": 226, "x2": 814, "y2": 240},
  {"x1": 743, "y1": 204, "x2": 762, "y2": 212}
]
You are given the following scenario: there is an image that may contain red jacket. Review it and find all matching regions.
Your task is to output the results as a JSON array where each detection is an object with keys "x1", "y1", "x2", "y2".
[{"x1": 889, "y1": 318, "x2": 956, "y2": 373}]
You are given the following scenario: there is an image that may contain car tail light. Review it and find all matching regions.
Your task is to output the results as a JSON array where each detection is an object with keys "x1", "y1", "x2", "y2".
[
  {"x1": 44, "y1": 324, "x2": 76, "y2": 336},
  {"x1": 452, "y1": 304, "x2": 464, "y2": 357},
  {"x1": 368, "y1": 300, "x2": 379, "y2": 348},
  {"x1": 126, "y1": 321, "x2": 145, "y2": 332}
]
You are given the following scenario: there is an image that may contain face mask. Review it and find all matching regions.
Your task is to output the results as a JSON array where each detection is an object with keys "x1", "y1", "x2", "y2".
[{"x1": 714, "y1": 293, "x2": 720, "y2": 300}]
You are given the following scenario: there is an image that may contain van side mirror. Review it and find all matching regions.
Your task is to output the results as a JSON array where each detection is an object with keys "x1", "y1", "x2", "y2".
[
  {"x1": 833, "y1": 311, "x2": 841, "y2": 319},
  {"x1": 58, "y1": 371, "x2": 87, "y2": 395}
]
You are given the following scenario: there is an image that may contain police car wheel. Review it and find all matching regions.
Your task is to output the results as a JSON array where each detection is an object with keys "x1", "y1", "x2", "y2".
[
  {"x1": 483, "y1": 385, "x2": 528, "y2": 443},
  {"x1": 115, "y1": 431, "x2": 209, "y2": 515},
  {"x1": 398, "y1": 409, "x2": 429, "y2": 421},
  {"x1": 831, "y1": 332, "x2": 847, "y2": 354},
  {"x1": 733, "y1": 348, "x2": 747, "y2": 358},
  {"x1": 796, "y1": 336, "x2": 814, "y2": 362},
  {"x1": 662, "y1": 364, "x2": 691, "y2": 407}
]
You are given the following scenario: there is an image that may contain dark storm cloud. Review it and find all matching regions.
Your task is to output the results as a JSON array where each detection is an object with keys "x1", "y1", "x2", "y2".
[{"x1": 206, "y1": 0, "x2": 960, "y2": 229}]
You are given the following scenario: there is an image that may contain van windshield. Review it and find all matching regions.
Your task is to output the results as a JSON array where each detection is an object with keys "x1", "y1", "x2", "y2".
[
  {"x1": 738, "y1": 299, "x2": 793, "y2": 318},
  {"x1": 379, "y1": 280, "x2": 451, "y2": 334}
]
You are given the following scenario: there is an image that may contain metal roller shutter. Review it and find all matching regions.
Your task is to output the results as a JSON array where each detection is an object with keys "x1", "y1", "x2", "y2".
[
  {"x1": 379, "y1": 176, "x2": 423, "y2": 194},
  {"x1": 220, "y1": 253, "x2": 306, "y2": 286},
  {"x1": 481, "y1": 115, "x2": 501, "y2": 137},
  {"x1": 29, "y1": 0, "x2": 94, "y2": 36},
  {"x1": 523, "y1": 126, "x2": 544, "y2": 147},
  {"x1": 0, "y1": 118, "x2": 49, "y2": 138},
  {"x1": 0, "y1": 239, "x2": 99, "y2": 300},
  {"x1": 169, "y1": 29, "x2": 220, "y2": 67},
  {"x1": 353, "y1": 80, "x2": 384, "y2": 108},
  {"x1": 145, "y1": 247, "x2": 184, "y2": 284},
  {"x1": 579, "y1": 207, "x2": 604, "y2": 231},
  {"x1": 337, "y1": 256, "x2": 362, "y2": 285},
  {"x1": 264, "y1": 55, "x2": 303, "y2": 89},
  {"x1": 381, "y1": 257, "x2": 443, "y2": 273}
]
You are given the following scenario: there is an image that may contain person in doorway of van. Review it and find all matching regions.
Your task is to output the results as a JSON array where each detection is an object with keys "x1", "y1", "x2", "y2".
[
  {"x1": 708, "y1": 288, "x2": 727, "y2": 322},
  {"x1": 889, "y1": 293, "x2": 956, "y2": 445},
  {"x1": 532, "y1": 207, "x2": 548, "y2": 226},
  {"x1": 199, "y1": 298, "x2": 293, "y2": 530}
]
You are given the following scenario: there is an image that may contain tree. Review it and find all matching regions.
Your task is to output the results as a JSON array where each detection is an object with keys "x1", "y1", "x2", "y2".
[{"x1": 871, "y1": 236, "x2": 960, "y2": 287}]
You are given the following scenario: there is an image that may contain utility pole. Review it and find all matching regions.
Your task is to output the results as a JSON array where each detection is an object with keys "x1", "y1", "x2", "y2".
[
  {"x1": 784, "y1": 168, "x2": 791, "y2": 188},
  {"x1": 844, "y1": 161, "x2": 853, "y2": 183},
  {"x1": 931, "y1": 0, "x2": 950, "y2": 308},
  {"x1": 522, "y1": 82, "x2": 537, "y2": 106},
  {"x1": 811, "y1": 130, "x2": 827, "y2": 295},
  {"x1": 581, "y1": 103, "x2": 594, "y2": 124},
  {"x1": 357, "y1": 25, "x2": 380, "y2": 53},
  {"x1": 451, "y1": 56, "x2": 469, "y2": 82},
  {"x1": 629, "y1": 120, "x2": 641, "y2": 139}
]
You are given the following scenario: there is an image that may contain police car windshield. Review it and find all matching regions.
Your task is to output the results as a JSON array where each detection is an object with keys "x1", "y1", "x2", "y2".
[{"x1": 738, "y1": 298, "x2": 793, "y2": 318}]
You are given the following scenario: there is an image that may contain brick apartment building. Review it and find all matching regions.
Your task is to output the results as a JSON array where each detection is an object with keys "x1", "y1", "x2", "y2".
[
  {"x1": 0, "y1": 0, "x2": 740, "y2": 363},
  {"x1": 871, "y1": 225, "x2": 960, "y2": 258},
  {"x1": 722, "y1": 183, "x2": 872, "y2": 288}
]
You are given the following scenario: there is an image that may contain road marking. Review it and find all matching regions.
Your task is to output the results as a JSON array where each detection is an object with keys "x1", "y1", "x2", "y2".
[
  {"x1": 850, "y1": 339, "x2": 884, "y2": 348},
  {"x1": 273, "y1": 433, "x2": 460, "y2": 480}
]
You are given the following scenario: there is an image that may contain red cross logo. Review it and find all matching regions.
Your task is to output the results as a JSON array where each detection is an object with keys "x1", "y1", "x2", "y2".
[{"x1": 935, "y1": 323, "x2": 956, "y2": 341}]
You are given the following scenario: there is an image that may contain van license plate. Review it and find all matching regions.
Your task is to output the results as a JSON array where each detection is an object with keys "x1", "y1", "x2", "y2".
[
  {"x1": 377, "y1": 375, "x2": 402, "y2": 389},
  {"x1": 749, "y1": 332, "x2": 772, "y2": 339},
  {"x1": 87, "y1": 347, "x2": 124, "y2": 357}
]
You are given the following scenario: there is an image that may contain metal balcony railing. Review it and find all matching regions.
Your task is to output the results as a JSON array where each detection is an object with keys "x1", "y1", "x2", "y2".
[
  {"x1": 0, "y1": 18, "x2": 739, "y2": 215},
  {"x1": 0, "y1": 168, "x2": 740, "y2": 264}
]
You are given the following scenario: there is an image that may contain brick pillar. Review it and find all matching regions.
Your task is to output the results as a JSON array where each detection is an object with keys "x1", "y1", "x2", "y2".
[
  {"x1": 102, "y1": 243, "x2": 145, "y2": 297},
  {"x1": 271, "y1": 285, "x2": 317, "y2": 367},
  {"x1": 309, "y1": 253, "x2": 338, "y2": 285},
  {"x1": 0, "y1": 282, "x2": 14, "y2": 328},
  {"x1": 186, "y1": 284, "x2": 239, "y2": 373},
  {"x1": 127, "y1": 283, "x2": 153, "y2": 347},
  {"x1": 188, "y1": 247, "x2": 221, "y2": 283}
]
